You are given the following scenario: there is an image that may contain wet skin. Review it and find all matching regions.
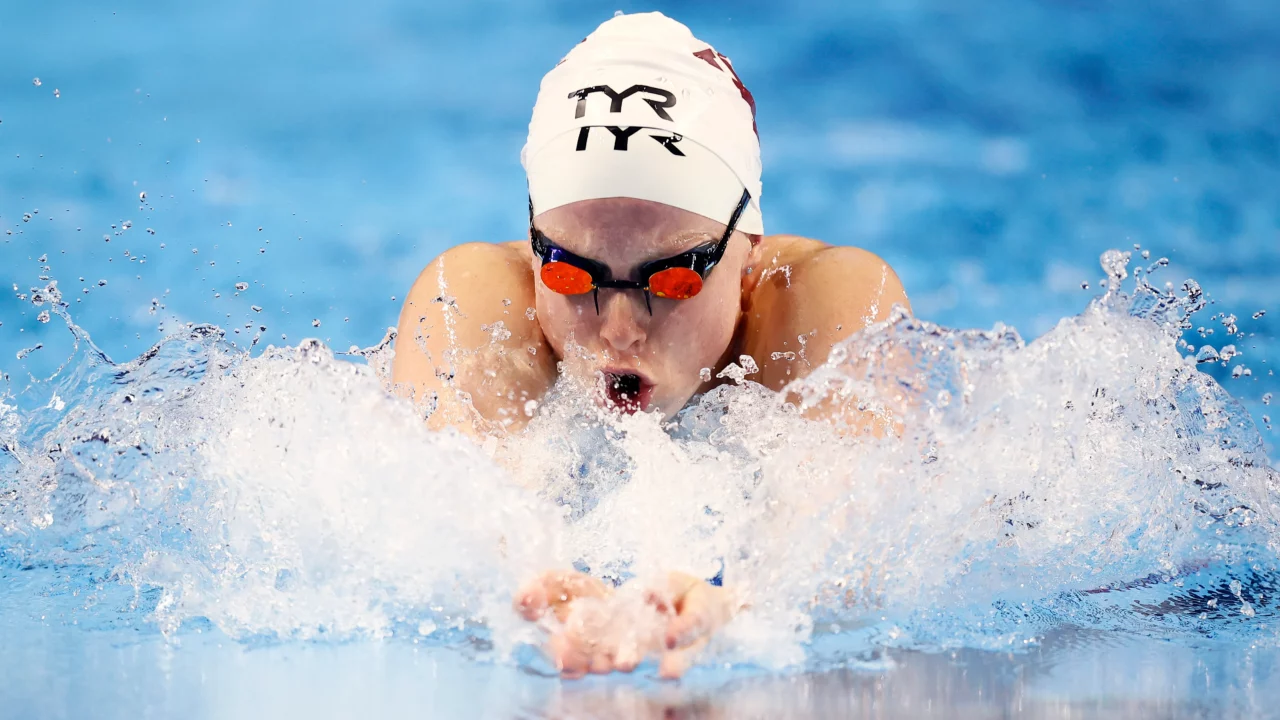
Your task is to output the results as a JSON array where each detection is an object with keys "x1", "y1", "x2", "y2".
[{"x1": 391, "y1": 197, "x2": 910, "y2": 677}]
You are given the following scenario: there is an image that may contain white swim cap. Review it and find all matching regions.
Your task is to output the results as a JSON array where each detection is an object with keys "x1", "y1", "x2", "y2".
[{"x1": 522, "y1": 12, "x2": 764, "y2": 235}]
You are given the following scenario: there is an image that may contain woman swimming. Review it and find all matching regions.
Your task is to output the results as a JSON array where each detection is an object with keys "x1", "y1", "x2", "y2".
[{"x1": 391, "y1": 11, "x2": 910, "y2": 678}]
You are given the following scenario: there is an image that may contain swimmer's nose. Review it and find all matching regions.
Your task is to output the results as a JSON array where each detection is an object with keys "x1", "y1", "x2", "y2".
[{"x1": 598, "y1": 289, "x2": 647, "y2": 353}]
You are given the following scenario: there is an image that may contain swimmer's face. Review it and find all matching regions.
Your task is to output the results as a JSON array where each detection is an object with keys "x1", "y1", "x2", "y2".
[{"x1": 531, "y1": 197, "x2": 753, "y2": 418}]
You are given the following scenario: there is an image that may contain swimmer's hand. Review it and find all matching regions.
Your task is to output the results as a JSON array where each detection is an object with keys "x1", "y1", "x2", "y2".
[{"x1": 513, "y1": 570, "x2": 739, "y2": 680}]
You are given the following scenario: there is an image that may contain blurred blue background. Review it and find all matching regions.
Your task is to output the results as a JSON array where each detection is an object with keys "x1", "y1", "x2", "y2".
[{"x1": 1, "y1": 0, "x2": 1277, "y2": 439}]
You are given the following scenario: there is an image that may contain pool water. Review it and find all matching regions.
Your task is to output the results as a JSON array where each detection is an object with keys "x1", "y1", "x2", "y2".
[{"x1": 2, "y1": 1, "x2": 1279, "y2": 718}]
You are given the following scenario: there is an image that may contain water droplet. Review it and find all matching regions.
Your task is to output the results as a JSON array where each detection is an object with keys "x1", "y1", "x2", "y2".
[
  {"x1": 523, "y1": 399, "x2": 539, "y2": 417},
  {"x1": 139, "y1": 191, "x2": 147, "y2": 201},
  {"x1": 147, "y1": 228, "x2": 156, "y2": 235},
  {"x1": 1254, "y1": 310, "x2": 1267, "y2": 320},
  {"x1": 699, "y1": 367, "x2": 712, "y2": 382},
  {"x1": 739, "y1": 355, "x2": 759, "y2": 374},
  {"x1": 1263, "y1": 393, "x2": 1272, "y2": 406},
  {"x1": 97, "y1": 279, "x2": 107, "y2": 287},
  {"x1": 312, "y1": 319, "x2": 321, "y2": 328},
  {"x1": 16, "y1": 343, "x2": 43, "y2": 360},
  {"x1": 417, "y1": 620, "x2": 437, "y2": 636},
  {"x1": 22, "y1": 213, "x2": 31, "y2": 223},
  {"x1": 121, "y1": 220, "x2": 132, "y2": 230},
  {"x1": 1080, "y1": 281, "x2": 1089, "y2": 290},
  {"x1": 1099, "y1": 249, "x2": 1130, "y2": 286},
  {"x1": 1219, "y1": 344, "x2": 1239, "y2": 362},
  {"x1": 1241, "y1": 602, "x2": 1256, "y2": 618},
  {"x1": 53, "y1": 89, "x2": 60, "y2": 98},
  {"x1": 1195, "y1": 346, "x2": 1220, "y2": 364},
  {"x1": 36, "y1": 311, "x2": 50, "y2": 323},
  {"x1": 525, "y1": 307, "x2": 537, "y2": 321},
  {"x1": 235, "y1": 282, "x2": 249, "y2": 291},
  {"x1": 32, "y1": 77, "x2": 42, "y2": 87},
  {"x1": 251, "y1": 305, "x2": 262, "y2": 313}
]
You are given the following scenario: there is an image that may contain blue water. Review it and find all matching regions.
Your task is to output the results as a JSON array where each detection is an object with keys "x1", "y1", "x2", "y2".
[{"x1": 3, "y1": 1, "x2": 1280, "y2": 718}]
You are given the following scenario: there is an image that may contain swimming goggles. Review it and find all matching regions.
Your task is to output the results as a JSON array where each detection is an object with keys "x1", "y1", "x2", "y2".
[{"x1": 529, "y1": 188, "x2": 751, "y2": 314}]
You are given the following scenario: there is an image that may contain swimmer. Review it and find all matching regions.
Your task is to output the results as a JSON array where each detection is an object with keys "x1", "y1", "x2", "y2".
[{"x1": 391, "y1": 12, "x2": 910, "y2": 678}]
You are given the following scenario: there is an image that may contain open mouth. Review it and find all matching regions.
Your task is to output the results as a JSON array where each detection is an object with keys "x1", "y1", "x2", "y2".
[{"x1": 602, "y1": 370, "x2": 654, "y2": 414}]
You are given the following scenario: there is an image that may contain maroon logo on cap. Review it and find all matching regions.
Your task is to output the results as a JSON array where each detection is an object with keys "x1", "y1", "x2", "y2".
[{"x1": 692, "y1": 48, "x2": 758, "y2": 138}]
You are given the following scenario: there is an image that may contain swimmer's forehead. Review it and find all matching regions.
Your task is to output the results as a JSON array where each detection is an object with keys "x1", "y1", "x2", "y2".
[{"x1": 533, "y1": 199, "x2": 724, "y2": 261}]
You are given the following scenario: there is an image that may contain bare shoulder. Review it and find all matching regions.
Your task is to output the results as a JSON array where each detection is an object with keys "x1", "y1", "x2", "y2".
[
  {"x1": 741, "y1": 235, "x2": 910, "y2": 390},
  {"x1": 404, "y1": 241, "x2": 531, "y2": 302},
  {"x1": 750, "y1": 235, "x2": 904, "y2": 293},
  {"x1": 392, "y1": 240, "x2": 552, "y2": 431}
]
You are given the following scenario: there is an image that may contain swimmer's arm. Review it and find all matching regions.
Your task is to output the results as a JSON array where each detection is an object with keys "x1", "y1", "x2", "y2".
[{"x1": 391, "y1": 242, "x2": 556, "y2": 435}]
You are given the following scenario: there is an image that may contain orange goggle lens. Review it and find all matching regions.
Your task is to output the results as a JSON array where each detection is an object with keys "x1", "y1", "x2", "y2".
[
  {"x1": 648, "y1": 267, "x2": 704, "y2": 300},
  {"x1": 540, "y1": 261, "x2": 596, "y2": 295}
]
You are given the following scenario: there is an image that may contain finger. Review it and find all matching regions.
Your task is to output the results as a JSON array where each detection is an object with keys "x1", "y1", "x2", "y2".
[
  {"x1": 658, "y1": 635, "x2": 709, "y2": 680},
  {"x1": 588, "y1": 650, "x2": 614, "y2": 675},
  {"x1": 515, "y1": 571, "x2": 610, "y2": 624},
  {"x1": 666, "y1": 585, "x2": 733, "y2": 650},
  {"x1": 643, "y1": 588, "x2": 673, "y2": 616},
  {"x1": 514, "y1": 582, "x2": 549, "y2": 621},
  {"x1": 548, "y1": 633, "x2": 590, "y2": 679},
  {"x1": 613, "y1": 649, "x2": 640, "y2": 673}
]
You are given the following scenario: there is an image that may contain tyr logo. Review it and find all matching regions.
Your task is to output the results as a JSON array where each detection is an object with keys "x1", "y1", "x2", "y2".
[
  {"x1": 568, "y1": 84, "x2": 677, "y2": 122},
  {"x1": 575, "y1": 126, "x2": 686, "y2": 156}
]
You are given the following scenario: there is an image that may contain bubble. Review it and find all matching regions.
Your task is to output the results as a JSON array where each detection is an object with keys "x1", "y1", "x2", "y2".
[
  {"x1": 235, "y1": 282, "x2": 249, "y2": 291},
  {"x1": 139, "y1": 191, "x2": 147, "y2": 201}
]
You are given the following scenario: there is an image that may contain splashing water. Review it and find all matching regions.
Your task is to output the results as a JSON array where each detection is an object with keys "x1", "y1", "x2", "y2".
[{"x1": 0, "y1": 251, "x2": 1276, "y2": 671}]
